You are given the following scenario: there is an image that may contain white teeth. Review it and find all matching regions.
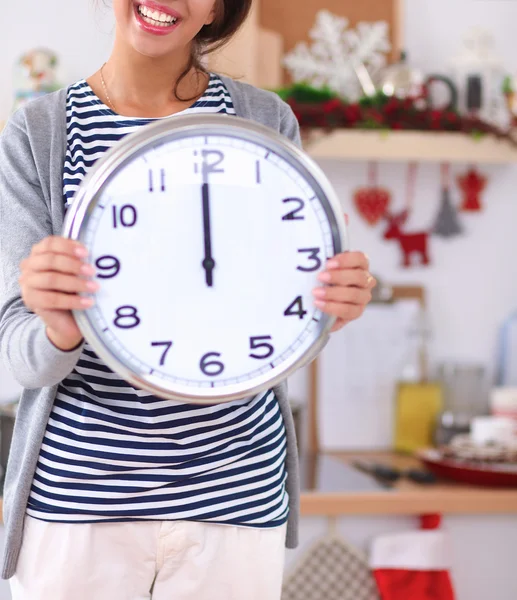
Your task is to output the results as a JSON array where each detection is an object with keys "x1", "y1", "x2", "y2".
[{"x1": 137, "y1": 5, "x2": 177, "y2": 26}]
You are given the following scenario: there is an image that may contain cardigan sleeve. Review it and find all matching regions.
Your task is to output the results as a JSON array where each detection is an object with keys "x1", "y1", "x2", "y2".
[
  {"x1": 0, "y1": 109, "x2": 84, "y2": 389},
  {"x1": 279, "y1": 102, "x2": 302, "y2": 149}
]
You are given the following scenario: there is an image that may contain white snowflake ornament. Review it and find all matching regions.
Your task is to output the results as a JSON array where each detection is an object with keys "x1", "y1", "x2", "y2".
[{"x1": 283, "y1": 10, "x2": 391, "y2": 100}]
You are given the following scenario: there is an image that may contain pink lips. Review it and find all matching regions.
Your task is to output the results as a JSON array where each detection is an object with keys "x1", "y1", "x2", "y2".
[{"x1": 134, "y1": 1, "x2": 181, "y2": 36}]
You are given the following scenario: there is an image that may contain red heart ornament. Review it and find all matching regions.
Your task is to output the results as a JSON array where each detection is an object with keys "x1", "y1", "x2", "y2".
[{"x1": 353, "y1": 187, "x2": 391, "y2": 225}]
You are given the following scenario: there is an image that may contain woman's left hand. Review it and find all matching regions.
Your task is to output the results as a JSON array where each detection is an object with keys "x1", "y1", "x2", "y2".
[{"x1": 313, "y1": 251, "x2": 376, "y2": 333}]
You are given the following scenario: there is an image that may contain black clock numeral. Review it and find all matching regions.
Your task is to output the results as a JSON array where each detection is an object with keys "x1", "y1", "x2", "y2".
[
  {"x1": 249, "y1": 336, "x2": 274, "y2": 360},
  {"x1": 95, "y1": 255, "x2": 121, "y2": 279},
  {"x1": 149, "y1": 169, "x2": 166, "y2": 192},
  {"x1": 194, "y1": 150, "x2": 225, "y2": 182},
  {"x1": 297, "y1": 248, "x2": 322, "y2": 272},
  {"x1": 282, "y1": 198, "x2": 305, "y2": 221},
  {"x1": 114, "y1": 306, "x2": 140, "y2": 329},
  {"x1": 200, "y1": 352, "x2": 225, "y2": 377},
  {"x1": 284, "y1": 296, "x2": 308, "y2": 320},
  {"x1": 256, "y1": 160, "x2": 261, "y2": 184},
  {"x1": 151, "y1": 341, "x2": 173, "y2": 366},
  {"x1": 112, "y1": 204, "x2": 137, "y2": 229}
]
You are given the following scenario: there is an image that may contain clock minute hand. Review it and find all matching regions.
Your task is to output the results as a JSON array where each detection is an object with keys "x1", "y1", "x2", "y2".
[{"x1": 201, "y1": 182, "x2": 215, "y2": 287}]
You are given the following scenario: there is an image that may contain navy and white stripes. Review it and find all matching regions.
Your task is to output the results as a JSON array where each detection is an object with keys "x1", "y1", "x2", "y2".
[
  {"x1": 27, "y1": 75, "x2": 289, "y2": 528},
  {"x1": 63, "y1": 73, "x2": 236, "y2": 206}
]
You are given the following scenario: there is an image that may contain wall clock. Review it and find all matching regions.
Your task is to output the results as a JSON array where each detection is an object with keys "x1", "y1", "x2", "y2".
[{"x1": 63, "y1": 114, "x2": 348, "y2": 404}]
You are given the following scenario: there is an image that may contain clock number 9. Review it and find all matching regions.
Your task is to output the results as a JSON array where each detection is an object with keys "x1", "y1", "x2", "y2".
[
  {"x1": 200, "y1": 352, "x2": 225, "y2": 377},
  {"x1": 95, "y1": 255, "x2": 121, "y2": 279},
  {"x1": 249, "y1": 336, "x2": 274, "y2": 360}
]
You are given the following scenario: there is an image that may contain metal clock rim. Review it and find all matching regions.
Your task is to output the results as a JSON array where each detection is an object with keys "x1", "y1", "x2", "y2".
[{"x1": 63, "y1": 113, "x2": 348, "y2": 404}]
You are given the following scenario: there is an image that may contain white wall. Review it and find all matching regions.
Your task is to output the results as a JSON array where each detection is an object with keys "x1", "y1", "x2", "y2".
[
  {"x1": 0, "y1": 1, "x2": 516, "y2": 599},
  {"x1": 1, "y1": 0, "x2": 516, "y2": 390},
  {"x1": 0, "y1": 0, "x2": 115, "y2": 119}
]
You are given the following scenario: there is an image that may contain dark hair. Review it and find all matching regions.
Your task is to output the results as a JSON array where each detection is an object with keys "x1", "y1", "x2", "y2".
[
  {"x1": 177, "y1": 0, "x2": 253, "y2": 100},
  {"x1": 95, "y1": 0, "x2": 254, "y2": 101}
]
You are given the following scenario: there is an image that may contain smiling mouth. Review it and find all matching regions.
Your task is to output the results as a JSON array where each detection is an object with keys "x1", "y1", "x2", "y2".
[{"x1": 136, "y1": 4, "x2": 179, "y2": 27}]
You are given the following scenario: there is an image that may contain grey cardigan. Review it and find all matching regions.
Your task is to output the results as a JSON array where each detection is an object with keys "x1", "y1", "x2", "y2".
[{"x1": 0, "y1": 75, "x2": 301, "y2": 580}]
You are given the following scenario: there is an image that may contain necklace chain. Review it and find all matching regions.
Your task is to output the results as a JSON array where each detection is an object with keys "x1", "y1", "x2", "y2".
[{"x1": 100, "y1": 63, "x2": 115, "y2": 112}]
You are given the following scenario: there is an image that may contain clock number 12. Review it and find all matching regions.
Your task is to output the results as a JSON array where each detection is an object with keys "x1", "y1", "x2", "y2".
[{"x1": 194, "y1": 150, "x2": 225, "y2": 182}]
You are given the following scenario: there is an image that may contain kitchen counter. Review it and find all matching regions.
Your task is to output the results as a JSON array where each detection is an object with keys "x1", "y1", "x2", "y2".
[
  {"x1": 300, "y1": 451, "x2": 517, "y2": 516},
  {"x1": 0, "y1": 452, "x2": 515, "y2": 523}
]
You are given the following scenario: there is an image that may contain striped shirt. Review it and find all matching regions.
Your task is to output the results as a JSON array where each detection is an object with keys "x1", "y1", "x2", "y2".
[{"x1": 27, "y1": 74, "x2": 289, "y2": 528}]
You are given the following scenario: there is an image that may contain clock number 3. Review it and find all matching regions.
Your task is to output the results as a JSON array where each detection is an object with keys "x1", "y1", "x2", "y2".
[{"x1": 297, "y1": 248, "x2": 322, "y2": 272}]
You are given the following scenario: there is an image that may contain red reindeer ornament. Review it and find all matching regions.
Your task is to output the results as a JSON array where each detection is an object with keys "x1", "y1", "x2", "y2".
[
  {"x1": 383, "y1": 210, "x2": 431, "y2": 268},
  {"x1": 382, "y1": 163, "x2": 431, "y2": 268}
]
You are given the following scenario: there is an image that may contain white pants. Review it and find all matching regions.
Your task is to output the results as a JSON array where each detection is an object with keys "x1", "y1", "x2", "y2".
[{"x1": 10, "y1": 516, "x2": 287, "y2": 600}]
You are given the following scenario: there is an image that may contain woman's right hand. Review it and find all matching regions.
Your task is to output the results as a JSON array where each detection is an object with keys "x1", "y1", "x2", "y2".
[{"x1": 19, "y1": 236, "x2": 98, "y2": 351}]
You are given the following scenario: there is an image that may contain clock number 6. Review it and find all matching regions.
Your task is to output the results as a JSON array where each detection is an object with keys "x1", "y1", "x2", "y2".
[
  {"x1": 200, "y1": 352, "x2": 225, "y2": 377},
  {"x1": 151, "y1": 341, "x2": 173, "y2": 366},
  {"x1": 249, "y1": 336, "x2": 274, "y2": 360}
]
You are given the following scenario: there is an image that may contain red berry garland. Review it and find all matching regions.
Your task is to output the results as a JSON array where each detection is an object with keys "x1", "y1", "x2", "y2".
[{"x1": 280, "y1": 86, "x2": 516, "y2": 146}]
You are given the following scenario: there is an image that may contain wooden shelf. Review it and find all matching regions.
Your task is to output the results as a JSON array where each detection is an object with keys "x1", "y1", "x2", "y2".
[
  {"x1": 300, "y1": 452, "x2": 517, "y2": 517},
  {"x1": 304, "y1": 130, "x2": 517, "y2": 164}
]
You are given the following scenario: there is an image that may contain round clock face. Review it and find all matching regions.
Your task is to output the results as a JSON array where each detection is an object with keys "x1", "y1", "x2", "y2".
[{"x1": 65, "y1": 115, "x2": 348, "y2": 403}]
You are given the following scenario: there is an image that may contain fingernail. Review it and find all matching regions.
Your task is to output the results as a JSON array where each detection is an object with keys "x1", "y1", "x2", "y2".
[
  {"x1": 80, "y1": 297, "x2": 95, "y2": 307},
  {"x1": 86, "y1": 281, "x2": 100, "y2": 292},
  {"x1": 327, "y1": 259, "x2": 339, "y2": 269},
  {"x1": 314, "y1": 300, "x2": 326, "y2": 309},
  {"x1": 75, "y1": 247, "x2": 88, "y2": 258},
  {"x1": 313, "y1": 287, "x2": 326, "y2": 298},
  {"x1": 318, "y1": 272, "x2": 331, "y2": 283},
  {"x1": 80, "y1": 264, "x2": 95, "y2": 276}
]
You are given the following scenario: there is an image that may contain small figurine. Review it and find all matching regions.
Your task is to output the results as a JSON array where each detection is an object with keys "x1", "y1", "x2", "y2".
[{"x1": 12, "y1": 48, "x2": 61, "y2": 113}]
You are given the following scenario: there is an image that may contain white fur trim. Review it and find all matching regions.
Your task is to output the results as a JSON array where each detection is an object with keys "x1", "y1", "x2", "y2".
[{"x1": 370, "y1": 531, "x2": 452, "y2": 571}]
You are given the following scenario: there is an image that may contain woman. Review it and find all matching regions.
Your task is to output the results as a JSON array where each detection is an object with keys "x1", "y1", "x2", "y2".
[{"x1": 0, "y1": 1, "x2": 375, "y2": 598}]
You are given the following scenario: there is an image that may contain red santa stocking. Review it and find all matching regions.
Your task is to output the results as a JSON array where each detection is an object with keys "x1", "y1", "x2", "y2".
[{"x1": 370, "y1": 515, "x2": 456, "y2": 600}]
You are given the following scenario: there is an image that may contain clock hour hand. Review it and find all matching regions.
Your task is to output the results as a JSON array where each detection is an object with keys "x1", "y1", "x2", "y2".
[{"x1": 201, "y1": 182, "x2": 215, "y2": 287}]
